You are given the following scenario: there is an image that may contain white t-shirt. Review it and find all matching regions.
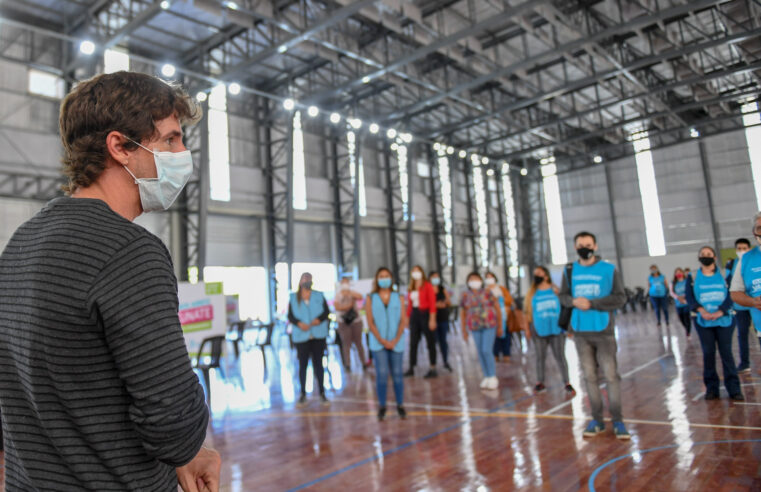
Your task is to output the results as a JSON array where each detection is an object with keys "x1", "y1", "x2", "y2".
[
  {"x1": 730, "y1": 255, "x2": 746, "y2": 292},
  {"x1": 410, "y1": 291, "x2": 420, "y2": 308}
]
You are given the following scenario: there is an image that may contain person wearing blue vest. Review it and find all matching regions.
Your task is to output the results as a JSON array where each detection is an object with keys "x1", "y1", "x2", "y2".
[
  {"x1": 670, "y1": 267, "x2": 691, "y2": 338},
  {"x1": 648, "y1": 264, "x2": 669, "y2": 326},
  {"x1": 365, "y1": 267, "x2": 408, "y2": 421},
  {"x1": 525, "y1": 266, "x2": 575, "y2": 395},
  {"x1": 731, "y1": 213, "x2": 761, "y2": 367},
  {"x1": 726, "y1": 238, "x2": 752, "y2": 373},
  {"x1": 687, "y1": 246, "x2": 743, "y2": 401},
  {"x1": 558, "y1": 231, "x2": 628, "y2": 440},
  {"x1": 288, "y1": 272, "x2": 331, "y2": 407}
]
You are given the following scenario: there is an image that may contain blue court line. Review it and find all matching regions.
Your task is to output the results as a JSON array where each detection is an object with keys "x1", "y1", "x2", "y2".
[
  {"x1": 588, "y1": 438, "x2": 761, "y2": 492},
  {"x1": 286, "y1": 391, "x2": 537, "y2": 491}
]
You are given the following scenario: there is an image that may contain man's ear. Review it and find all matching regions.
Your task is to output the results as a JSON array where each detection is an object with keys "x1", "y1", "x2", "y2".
[{"x1": 105, "y1": 131, "x2": 131, "y2": 166}]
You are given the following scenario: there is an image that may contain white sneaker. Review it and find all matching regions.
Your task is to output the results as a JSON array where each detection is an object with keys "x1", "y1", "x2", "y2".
[
  {"x1": 479, "y1": 378, "x2": 489, "y2": 388},
  {"x1": 487, "y1": 377, "x2": 499, "y2": 389}
]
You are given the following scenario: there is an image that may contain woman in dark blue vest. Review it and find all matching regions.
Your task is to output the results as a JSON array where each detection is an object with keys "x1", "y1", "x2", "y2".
[
  {"x1": 366, "y1": 267, "x2": 408, "y2": 421},
  {"x1": 288, "y1": 272, "x2": 331, "y2": 407},
  {"x1": 648, "y1": 264, "x2": 669, "y2": 326},
  {"x1": 686, "y1": 246, "x2": 743, "y2": 401},
  {"x1": 671, "y1": 267, "x2": 691, "y2": 338}
]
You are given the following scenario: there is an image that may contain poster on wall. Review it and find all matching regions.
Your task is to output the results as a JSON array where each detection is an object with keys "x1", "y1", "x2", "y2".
[
  {"x1": 226, "y1": 294, "x2": 240, "y2": 324},
  {"x1": 178, "y1": 282, "x2": 227, "y2": 358}
]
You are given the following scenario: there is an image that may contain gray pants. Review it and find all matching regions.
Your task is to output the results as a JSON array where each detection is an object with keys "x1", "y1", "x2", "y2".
[
  {"x1": 534, "y1": 334, "x2": 569, "y2": 384},
  {"x1": 337, "y1": 320, "x2": 366, "y2": 367},
  {"x1": 574, "y1": 333, "x2": 623, "y2": 422}
]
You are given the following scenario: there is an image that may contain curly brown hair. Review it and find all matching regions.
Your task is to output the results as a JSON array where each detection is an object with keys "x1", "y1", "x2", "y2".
[{"x1": 59, "y1": 71, "x2": 200, "y2": 194}]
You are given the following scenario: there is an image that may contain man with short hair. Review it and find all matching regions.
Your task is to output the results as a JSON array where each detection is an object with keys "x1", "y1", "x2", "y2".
[
  {"x1": 726, "y1": 238, "x2": 752, "y2": 373},
  {"x1": 730, "y1": 214, "x2": 761, "y2": 363},
  {"x1": 0, "y1": 71, "x2": 219, "y2": 491},
  {"x1": 559, "y1": 231, "x2": 629, "y2": 439}
]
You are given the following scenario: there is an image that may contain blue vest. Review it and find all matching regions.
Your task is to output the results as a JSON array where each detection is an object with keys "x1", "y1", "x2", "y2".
[
  {"x1": 673, "y1": 280, "x2": 687, "y2": 307},
  {"x1": 289, "y1": 291, "x2": 329, "y2": 343},
  {"x1": 570, "y1": 261, "x2": 615, "y2": 333},
  {"x1": 495, "y1": 294, "x2": 508, "y2": 338},
  {"x1": 741, "y1": 246, "x2": 761, "y2": 332},
  {"x1": 648, "y1": 274, "x2": 667, "y2": 298},
  {"x1": 368, "y1": 292, "x2": 406, "y2": 353},
  {"x1": 532, "y1": 288, "x2": 562, "y2": 337},
  {"x1": 728, "y1": 257, "x2": 749, "y2": 312},
  {"x1": 693, "y1": 270, "x2": 732, "y2": 328}
]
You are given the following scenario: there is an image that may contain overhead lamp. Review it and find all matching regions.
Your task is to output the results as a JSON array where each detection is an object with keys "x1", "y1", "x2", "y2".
[
  {"x1": 391, "y1": 142, "x2": 399, "y2": 151},
  {"x1": 228, "y1": 82, "x2": 241, "y2": 95},
  {"x1": 195, "y1": 91, "x2": 208, "y2": 102},
  {"x1": 481, "y1": 156, "x2": 489, "y2": 165},
  {"x1": 307, "y1": 106, "x2": 319, "y2": 117},
  {"x1": 593, "y1": 155, "x2": 603, "y2": 164},
  {"x1": 690, "y1": 127, "x2": 700, "y2": 138},
  {"x1": 369, "y1": 123, "x2": 379, "y2": 134},
  {"x1": 433, "y1": 142, "x2": 441, "y2": 151},
  {"x1": 361, "y1": 76, "x2": 371, "y2": 84},
  {"x1": 400, "y1": 132, "x2": 412, "y2": 143},
  {"x1": 79, "y1": 40, "x2": 96, "y2": 55},
  {"x1": 283, "y1": 98, "x2": 295, "y2": 111},
  {"x1": 330, "y1": 112, "x2": 341, "y2": 124},
  {"x1": 160, "y1": 0, "x2": 171, "y2": 9},
  {"x1": 458, "y1": 150, "x2": 467, "y2": 159},
  {"x1": 520, "y1": 168, "x2": 528, "y2": 176},
  {"x1": 160, "y1": 63, "x2": 176, "y2": 77},
  {"x1": 486, "y1": 169, "x2": 495, "y2": 176},
  {"x1": 446, "y1": 146, "x2": 454, "y2": 155},
  {"x1": 386, "y1": 128, "x2": 397, "y2": 139},
  {"x1": 349, "y1": 118, "x2": 362, "y2": 129},
  {"x1": 278, "y1": 45, "x2": 288, "y2": 54},
  {"x1": 224, "y1": 1, "x2": 239, "y2": 9}
]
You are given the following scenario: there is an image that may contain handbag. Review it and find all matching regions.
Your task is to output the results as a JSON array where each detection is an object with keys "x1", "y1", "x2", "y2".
[
  {"x1": 342, "y1": 307, "x2": 359, "y2": 325},
  {"x1": 558, "y1": 263, "x2": 574, "y2": 331}
]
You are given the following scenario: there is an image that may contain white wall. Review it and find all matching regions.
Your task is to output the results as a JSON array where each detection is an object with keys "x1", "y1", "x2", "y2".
[{"x1": 620, "y1": 251, "x2": 699, "y2": 288}]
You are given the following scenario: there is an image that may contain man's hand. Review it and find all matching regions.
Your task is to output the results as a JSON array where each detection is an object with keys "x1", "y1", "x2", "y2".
[
  {"x1": 753, "y1": 296, "x2": 761, "y2": 310},
  {"x1": 310, "y1": 319, "x2": 321, "y2": 327},
  {"x1": 496, "y1": 328, "x2": 503, "y2": 338},
  {"x1": 428, "y1": 318, "x2": 436, "y2": 331},
  {"x1": 297, "y1": 322, "x2": 310, "y2": 331},
  {"x1": 572, "y1": 297, "x2": 592, "y2": 311},
  {"x1": 177, "y1": 447, "x2": 221, "y2": 492}
]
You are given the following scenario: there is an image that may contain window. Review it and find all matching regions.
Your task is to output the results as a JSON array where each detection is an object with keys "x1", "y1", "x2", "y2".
[
  {"x1": 632, "y1": 131, "x2": 666, "y2": 256},
  {"x1": 203, "y1": 266, "x2": 269, "y2": 322},
  {"x1": 104, "y1": 49, "x2": 129, "y2": 73},
  {"x1": 208, "y1": 84, "x2": 231, "y2": 201},
  {"x1": 292, "y1": 111, "x2": 307, "y2": 210},
  {"x1": 275, "y1": 262, "x2": 337, "y2": 315},
  {"x1": 541, "y1": 158, "x2": 568, "y2": 265},
  {"x1": 742, "y1": 101, "x2": 761, "y2": 210},
  {"x1": 471, "y1": 155, "x2": 490, "y2": 267},
  {"x1": 501, "y1": 163, "x2": 519, "y2": 277},
  {"x1": 28, "y1": 69, "x2": 64, "y2": 99}
]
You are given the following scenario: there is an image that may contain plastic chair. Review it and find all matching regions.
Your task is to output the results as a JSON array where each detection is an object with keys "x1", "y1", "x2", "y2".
[
  {"x1": 253, "y1": 322, "x2": 275, "y2": 375},
  {"x1": 228, "y1": 320, "x2": 249, "y2": 359},
  {"x1": 194, "y1": 335, "x2": 226, "y2": 403}
]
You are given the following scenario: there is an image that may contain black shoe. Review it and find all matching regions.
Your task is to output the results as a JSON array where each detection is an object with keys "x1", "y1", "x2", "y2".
[
  {"x1": 534, "y1": 383, "x2": 546, "y2": 393},
  {"x1": 424, "y1": 369, "x2": 438, "y2": 379},
  {"x1": 397, "y1": 406, "x2": 407, "y2": 419},
  {"x1": 444, "y1": 363, "x2": 453, "y2": 372},
  {"x1": 565, "y1": 384, "x2": 576, "y2": 396},
  {"x1": 320, "y1": 393, "x2": 329, "y2": 405},
  {"x1": 705, "y1": 392, "x2": 720, "y2": 400},
  {"x1": 297, "y1": 394, "x2": 307, "y2": 407},
  {"x1": 731, "y1": 393, "x2": 745, "y2": 401},
  {"x1": 377, "y1": 407, "x2": 387, "y2": 421},
  {"x1": 403, "y1": 369, "x2": 415, "y2": 377}
]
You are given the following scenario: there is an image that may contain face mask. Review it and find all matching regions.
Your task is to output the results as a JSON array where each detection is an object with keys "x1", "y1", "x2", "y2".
[
  {"x1": 431, "y1": 277, "x2": 441, "y2": 286},
  {"x1": 485, "y1": 277, "x2": 496, "y2": 286},
  {"x1": 676, "y1": 273, "x2": 684, "y2": 280},
  {"x1": 340, "y1": 283, "x2": 350, "y2": 291},
  {"x1": 123, "y1": 137, "x2": 193, "y2": 213},
  {"x1": 737, "y1": 250, "x2": 747, "y2": 258},
  {"x1": 468, "y1": 280, "x2": 483, "y2": 290},
  {"x1": 378, "y1": 278, "x2": 392, "y2": 289},
  {"x1": 576, "y1": 247, "x2": 594, "y2": 260},
  {"x1": 533, "y1": 275, "x2": 545, "y2": 285},
  {"x1": 651, "y1": 270, "x2": 658, "y2": 276},
  {"x1": 698, "y1": 257, "x2": 714, "y2": 266},
  {"x1": 301, "y1": 281, "x2": 312, "y2": 290},
  {"x1": 411, "y1": 271, "x2": 423, "y2": 280}
]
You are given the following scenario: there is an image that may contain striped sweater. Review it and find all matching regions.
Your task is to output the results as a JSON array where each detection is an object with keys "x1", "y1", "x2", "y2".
[{"x1": 0, "y1": 197, "x2": 208, "y2": 491}]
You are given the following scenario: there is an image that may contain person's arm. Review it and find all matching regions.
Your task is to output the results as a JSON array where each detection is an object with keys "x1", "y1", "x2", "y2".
[
  {"x1": 314, "y1": 297, "x2": 330, "y2": 324},
  {"x1": 333, "y1": 295, "x2": 352, "y2": 312},
  {"x1": 350, "y1": 290, "x2": 363, "y2": 301},
  {"x1": 588, "y1": 269, "x2": 627, "y2": 312},
  {"x1": 717, "y1": 290, "x2": 733, "y2": 317},
  {"x1": 444, "y1": 290, "x2": 452, "y2": 308},
  {"x1": 728, "y1": 255, "x2": 761, "y2": 308},
  {"x1": 365, "y1": 295, "x2": 383, "y2": 344},
  {"x1": 493, "y1": 296, "x2": 503, "y2": 337},
  {"x1": 503, "y1": 287, "x2": 514, "y2": 309},
  {"x1": 426, "y1": 284, "x2": 437, "y2": 330},
  {"x1": 459, "y1": 295, "x2": 469, "y2": 341},
  {"x1": 392, "y1": 296, "x2": 407, "y2": 346},
  {"x1": 558, "y1": 267, "x2": 574, "y2": 308},
  {"x1": 685, "y1": 275, "x2": 701, "y2": 313},
  {"x1": 288, "y1": 302, "x2": 299, "y2": 325},
  {"x1": 90, "y1": 236, "x2": 209, "y2": 468}
]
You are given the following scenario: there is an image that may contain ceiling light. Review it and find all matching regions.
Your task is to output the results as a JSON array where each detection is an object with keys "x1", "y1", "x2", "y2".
[
  {"x1": 486, "y1": 169, "x2": 494, "y2": 176},
  {"x1": 369, "y1": 123, "x2": 379, "y2": 134},
  {"x1": 520, "y1": 168, "x2": 528, "y2": 176},
  {"x1": 458, "y1": 150, "x2": 467, "y2": 159},
  {"x1": 228, "y1": 82, "x2": 241, "y2": 95},
  {"x1": 391, "y1": 142, "x2": 399, "y2": 151},
  {"x1": 400, "y1": 132, "x2": 412, "y2": 143},
  {"x1": 593, "y1": 155, "x2": 603, "y2": 164},
  {"x1": 349, "y1": 118, "x2": 362, "y2": 129},
  {"x1": 278, "y1": 45, "x2": 288, "y2": 54},
  {"x1": 446, "y1": 146, "x2": 454, "y2": 155},
  {"x1": 283, "y1": 98, "x2": 295, "y2": 111},
  {"x1": 307, "y1": 106, "x2": 319, "y2": 117},
  {"x1": 361, "y1": 76, "x2": 371, "y2": 84},
  {"x1": 330, "y1": 112, "x2": 341, "y2": 124},
  {"x1": 195, "y1": 91, "x2": 208, "y2": 102},
  {"x1": 481, "y1": 156, "x2": 489, "y2": 165},
  {"x1": 690, "y1": 127, "x2": 700, "y2": 138},
  {"x1": 79, "y1": 40, "x2": 95, "y2": 55},
  {"x1": 160, "y1": 63, "x2": 176, "y2": 77},
  {"x1": 224, "y1": 1, "x2": 238, "y2": 9},
  {"x1": 386, "y1": 128, "x2": 397, "y2": 139},
  {"x1": 160, "y1": 1, "x2": 171, "y2": 9}
]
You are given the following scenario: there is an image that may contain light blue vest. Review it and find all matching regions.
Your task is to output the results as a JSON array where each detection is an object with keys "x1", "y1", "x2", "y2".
[
  {"x1": 570, "y1": 261, "x2": 615, "y2": 333},
  {"x1": 741, "y1": 246, "x2": 761, "y2": 332},
  {"x1": 368, "y1": 292, "x2": 406, "y2": 353},
  {"x1": 693, "y1": 269, "x2": 732, "y2": 328},
  {"x1": 728, "y1": 257, "x2": 749, "y2": 312},
  {"x1": 290, "y1": 290, "x2": 329, "y2": 343},
  {"x1": 673, "y1": 280, "x2": 687, "y2": 308},
  {"x1": 649, "y1": 274, "x2": 667, "y2": 298},
  {"x1": 496, "y1": 294, "x2": 508, "y2": 339},
  {"x1": 532, "y1": 288, "x2": 562, "y2": 337}
]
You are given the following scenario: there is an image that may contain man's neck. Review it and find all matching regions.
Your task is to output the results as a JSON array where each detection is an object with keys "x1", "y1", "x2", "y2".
[
  {"x1": 71, "y1": 164, "x2": 142, "y2": 221},
  {"x1": 579, "y1": 257, "x2": 595, "y2": 266}
]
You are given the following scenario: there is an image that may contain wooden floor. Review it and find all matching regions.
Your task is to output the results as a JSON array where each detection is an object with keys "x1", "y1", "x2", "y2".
[{"x1": 4, "y1": 309, "x2": 761, "y2": 491}]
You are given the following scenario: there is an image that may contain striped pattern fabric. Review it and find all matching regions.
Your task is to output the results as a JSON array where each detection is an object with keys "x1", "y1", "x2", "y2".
[{"x1": 0, "y1": 197, "x2": 208, "y2": 491}]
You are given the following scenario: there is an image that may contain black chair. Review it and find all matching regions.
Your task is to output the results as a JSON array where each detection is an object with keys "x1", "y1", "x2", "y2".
[
  {"x1": 253, "y1": 322, "x2": 276, "y2": 375},
  {"x1": 228, "y1": 320, "x2": 249, "y2": 359},
  {"x1": 194, "y1": 335, "x2": 226, "y2": 403}
]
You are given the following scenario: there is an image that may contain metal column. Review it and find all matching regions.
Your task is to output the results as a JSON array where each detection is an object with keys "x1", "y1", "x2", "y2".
[
  {"x1": 603, "y1": 163, "x2": 625, "y2": 282},
  {"x1": 698, "y1": 140, "x2": 722, "y2": 255}
]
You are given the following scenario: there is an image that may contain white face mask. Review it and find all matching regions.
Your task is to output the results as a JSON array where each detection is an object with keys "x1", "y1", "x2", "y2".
[
  {"x1": 737, "y1": 250, "x2": 747, "y2": 258},
  {"x1": 411, "y1": 271, "x2": 423, "y2": 280},
  {"x1": 340, "y1": 283, "x2": 350, "y2": 291},
  {"x1": 468, "y1": 280, "x2": 483, "y2": 290},
  {"x1": 123, "y1": 138, "x2": 193, "y2": 213},
  {"x1": 485, "y1": 277, "x2": 496, "y2": 286}
]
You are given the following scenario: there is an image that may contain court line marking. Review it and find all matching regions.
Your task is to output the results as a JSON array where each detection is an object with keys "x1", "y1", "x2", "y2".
[
  {"x1": 588, "y1": 439, "x2": 761, "y2": 492},
  {"x1": 691, "y1": 381, "x2": 761, "y2": 401},
  {"x1": 542, "y1": 353, "x2": 670, "y2": 416},
  {"x1": 331, "y1": 397, "x2": 491, "y2": 413}
]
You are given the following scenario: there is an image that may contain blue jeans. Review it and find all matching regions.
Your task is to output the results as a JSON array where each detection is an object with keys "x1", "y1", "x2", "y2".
[
  {"x1": 372, "y1": 349, "x2": 404, "y2": 407},
  {"x1": 650, "y1": 296, "x2": 669, "y2": 324},
  {"x1": 735, "y1": 310, "x2": 751, "y2": 370},
  {"x1": 472, "y1": 328, "x2": 497, "y2": 378},
  {"x1": 695, "y1": 322, "x2": 741, "y2": 396},
  {"x1": 436, "y1": 320, "x2": 450, "y2": 365}
]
